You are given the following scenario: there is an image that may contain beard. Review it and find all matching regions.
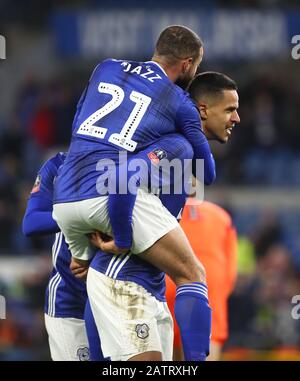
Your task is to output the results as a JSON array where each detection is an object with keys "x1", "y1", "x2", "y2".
[
  {"x1": 212, "y1": 131, "x2": 228, "y2": 144},
  {"x1": 175, "y1": 74, "x2": 193, "y2": 90}
]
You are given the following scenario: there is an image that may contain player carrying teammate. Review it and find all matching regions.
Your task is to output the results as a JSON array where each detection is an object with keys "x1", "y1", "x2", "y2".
[{"x1": 83, "y1": 71, "x2": 240, "y2": 361}]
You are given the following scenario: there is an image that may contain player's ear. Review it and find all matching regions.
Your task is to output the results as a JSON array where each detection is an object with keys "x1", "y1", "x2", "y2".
[
  {"x1": 181, "y1": 57, "x2": 193, "y2": 74},
  {"x1": 198, "y1": 102, "x2": 208, "y2": 120}
]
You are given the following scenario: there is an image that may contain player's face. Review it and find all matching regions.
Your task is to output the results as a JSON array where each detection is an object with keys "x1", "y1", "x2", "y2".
[
  {"x1": 204, "y1": 90, "x2": 240, "y2": 143},
  {"x1": 176, "y1": 47, "x2": 204, "y2": 90}
]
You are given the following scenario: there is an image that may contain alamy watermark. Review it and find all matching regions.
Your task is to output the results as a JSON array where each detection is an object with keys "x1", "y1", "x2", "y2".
[
  {"x1": 291, "y1": 295, "x2": 300, "y2": 320},
  {"x1": 0, "y1": 295, "x2": 6, "y2": 319},
  {"x1": 291, "y1": 35, "x2": 300, "y2": 60},
  {"x1": 95, "y1": 151, "x2": 205, "y2": 202},
  {"x1": 0, "y1": 35, "x2": 6, "y2": 59}
]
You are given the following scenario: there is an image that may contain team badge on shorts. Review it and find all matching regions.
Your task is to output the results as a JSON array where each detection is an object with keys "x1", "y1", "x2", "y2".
[
  {"x1": 147, "y1": 149, "x2": 167, "y2": 164},
  {"x1": 31, "y1": 174, "x2": 42, "y2": 194},
  {"x1": 77, "y1": 346, "x2": 90, "y2": 361},
  {"x1": 135, "y1": 323, "x2": 150, "y2": 339}
]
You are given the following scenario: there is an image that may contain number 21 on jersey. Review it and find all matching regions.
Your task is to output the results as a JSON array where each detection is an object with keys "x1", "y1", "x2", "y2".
[{"x1": 77, "y1": 82, "x2": 151, "y2": 152}]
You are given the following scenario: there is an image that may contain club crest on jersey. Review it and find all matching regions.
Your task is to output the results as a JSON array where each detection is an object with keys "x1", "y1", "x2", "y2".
[
  {"x1": 135, "y1": 323, "x2": 150, "y2": 339},
  {"x1": 77, "y1": 346, "x2": 90, "y2": 361},
  {"x1": 147, "y1": 149, "x2": 167, "y2": 164},
  {"x1": 31, "y1": 174, "x2": 42, "y2": 194}
]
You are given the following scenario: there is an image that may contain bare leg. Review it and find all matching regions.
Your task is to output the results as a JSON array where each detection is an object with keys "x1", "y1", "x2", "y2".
[{"x1": 138, "y1": 225, "x2": 206, "y2": 286}]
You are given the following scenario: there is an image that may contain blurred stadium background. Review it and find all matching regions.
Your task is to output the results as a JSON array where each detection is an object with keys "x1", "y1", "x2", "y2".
[{"x1": 0, "y1": 0, "x2": 300, "y2": 361}]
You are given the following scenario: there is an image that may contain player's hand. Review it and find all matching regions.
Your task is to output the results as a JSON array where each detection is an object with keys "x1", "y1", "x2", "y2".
[
  {"x1": 70, "y1": 257, "x2": 90, "y2": 281},
  {"x1": 90, "y1": 231, "x2": 130, "y2": 255}
]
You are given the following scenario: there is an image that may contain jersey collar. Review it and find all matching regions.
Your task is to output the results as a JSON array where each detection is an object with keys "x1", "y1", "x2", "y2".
[{"x1": 145, "y1": 61, "x2": 168, "y2": 77}]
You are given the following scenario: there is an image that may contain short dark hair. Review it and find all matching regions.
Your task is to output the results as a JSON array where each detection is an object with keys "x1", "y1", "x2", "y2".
[
  {"x1": 188, "y1": 72, "x2": 238, "y2": 102},
  {"x1": 154, "y1": 25, "x2": 203, "y2": 63}
]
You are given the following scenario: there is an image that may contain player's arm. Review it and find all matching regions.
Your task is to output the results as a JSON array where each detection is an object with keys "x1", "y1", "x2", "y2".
[
  {"x1": 22, "y1": 159, "x2": 61, "y2": 237},
  {"x1": 175, "y1": 98, "x2": 216, "y2": 185},
  {"x1": 22, "y1": 196, "x2": 60, "y2": 236},
  {"x1": 107, "y1": 159, "x2": 143, "y2": 251}
]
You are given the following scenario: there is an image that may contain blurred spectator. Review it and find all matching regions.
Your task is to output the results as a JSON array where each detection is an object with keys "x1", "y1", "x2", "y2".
[
  {"x1": 30, "y1": 89, "x2": 56, "y2": 149},
  {"x1": 253, "y1": 210, "x2": 283, "y2": 258}
]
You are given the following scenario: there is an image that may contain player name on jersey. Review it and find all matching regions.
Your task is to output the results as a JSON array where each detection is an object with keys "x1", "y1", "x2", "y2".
[{"x1": 121, "y1": 61, "x2": 162, "y2": 82}]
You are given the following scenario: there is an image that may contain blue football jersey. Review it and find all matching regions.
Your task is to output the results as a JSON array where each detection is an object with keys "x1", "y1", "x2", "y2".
[{"x1": 54, "y1": 58, "x2": 212, "y2": 203}]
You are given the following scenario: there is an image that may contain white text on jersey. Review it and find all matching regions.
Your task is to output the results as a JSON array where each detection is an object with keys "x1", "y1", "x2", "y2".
[{"x1": 121, "y1": 62, "x2": 162, "y2": 83}]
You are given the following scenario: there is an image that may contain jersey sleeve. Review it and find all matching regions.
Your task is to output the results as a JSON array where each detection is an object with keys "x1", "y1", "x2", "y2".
[
  {"x1": 175, "y1": 97, "x2": 216, "y2": 185},
  {"x1": 29, "y1": 156, "x2": 57, "y2": 201},
  {"x1": 22, "y1": 155, "x2": 62, "y2": 236},
  {"x1": 108, "y1": 159, "x2": 140, "y2": 249},
  {"x1": 22, "y1": 198, "x2": 60, "y2": 236}
]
